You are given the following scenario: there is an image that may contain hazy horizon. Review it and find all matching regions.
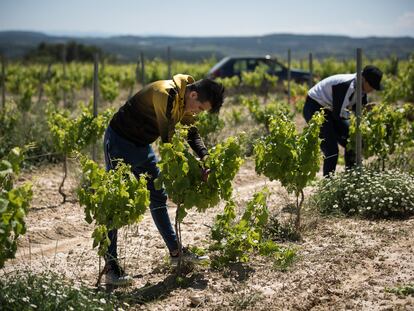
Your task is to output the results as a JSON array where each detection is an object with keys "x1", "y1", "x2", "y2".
[
  {"x1": 2, "y1": 29, "x2": 414, "y2": 40},
  {"x1": 1, "y1": 0, "x2": 413, "y2": 38}
]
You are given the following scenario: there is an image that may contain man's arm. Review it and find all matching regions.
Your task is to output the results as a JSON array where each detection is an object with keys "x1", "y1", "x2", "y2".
[
  {"x1": 352, "y1": 94, "x2": 370, "y2": 112},
  {"x1": 187, "y1": 126, "x2": 208, "y2": 159},
  {"x1": 362, "y1": 94, "x2": 368, "y2": 107},
  {"x1": 180, "y1": 113, "x2": 208, "y2": 159}
]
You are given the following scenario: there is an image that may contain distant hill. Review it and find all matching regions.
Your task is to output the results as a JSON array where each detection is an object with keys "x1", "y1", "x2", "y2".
[{"x1": 0, "y1": 31, "x2": 413, "y2": 62}]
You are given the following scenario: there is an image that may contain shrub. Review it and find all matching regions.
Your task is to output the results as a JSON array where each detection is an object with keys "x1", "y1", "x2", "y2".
[
  {"x1": 263, "y1": 215, "x2": 301, "y2": 242},
  {"x1": 0, "y1": 271, "x2": 124, "y2": 310},
  {"x1": 0, "y1": 147, "x2": 32, "y2": 268},
  {"x1": 311, "y1": 167, "x2": 414, "y2": 218},
  {"x1": 210, "y1": 190, "x2": 295, "y2": 269}
]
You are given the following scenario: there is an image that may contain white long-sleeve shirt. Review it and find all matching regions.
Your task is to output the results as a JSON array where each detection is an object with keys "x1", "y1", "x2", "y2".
[{"x1": 308, "y1": 73, "x2": 367, "y2": 120}]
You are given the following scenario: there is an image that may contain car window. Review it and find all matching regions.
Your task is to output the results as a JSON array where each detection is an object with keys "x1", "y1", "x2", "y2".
[
  {"x1": 210, "y1": 57, "x2": 229, "y2": 70},
  {"x1": 257, "y1": 59, "x2": 274, "y2": 73},
  {"x1": 233, "y1": 60, "x2": 248, "y2": 75},
  {"x1": 271, "y1": 60, "x2": 284, "y2": 73},
  {"x1": 233, "y1": 59, "x2": 263, "y2": 74},
  {"x1": 246, "y1": 59, "x2": 257, "y2": 71},
  {"x1": 273, "y1": 63, "x2": 284, "y2": 72}
]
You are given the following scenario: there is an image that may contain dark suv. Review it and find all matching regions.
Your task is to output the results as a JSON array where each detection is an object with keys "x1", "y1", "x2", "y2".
[{"x1": 207, "y1": 56, "x2": 310, "y2": 83}]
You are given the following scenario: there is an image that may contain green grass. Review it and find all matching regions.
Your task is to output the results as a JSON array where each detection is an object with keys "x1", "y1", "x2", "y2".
[{"x1": 386, "y1": 284, "x2": 414, "y2": 297}]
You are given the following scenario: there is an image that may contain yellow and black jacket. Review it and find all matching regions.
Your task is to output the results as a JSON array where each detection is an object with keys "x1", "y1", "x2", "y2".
[{"x1": 110, "y1": 74, "x2": 208, "y2": 158}]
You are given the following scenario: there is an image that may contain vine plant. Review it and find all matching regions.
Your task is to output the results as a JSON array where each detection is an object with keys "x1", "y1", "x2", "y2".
[
  {"x1": 0, "y1": 147, "x2": 33, "y2": 268},
  {"x1": 348, "y1": 102, "x2": 414, "y2": 171},
  {"x1": 47, "y1": 103, "x2": 113, "y2": 202},
  {"x1": 154, "y1": 124, "x2": 243, "y2": 272},
  {"x1": 254, "y1": 111, "x2": 324, "y2": 230},
  {"x1": 78, "y1": 156, "x2": 150, "y2": 257}
]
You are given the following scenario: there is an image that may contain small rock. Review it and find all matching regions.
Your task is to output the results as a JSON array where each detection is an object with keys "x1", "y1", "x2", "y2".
[
  {"x1": 345, "y1": 302, "x2": 354, "y2": 309},
  {"x1": 320, "y1": 296, "x2": 331, "y2": 302},
  {"x1": 189, "y1": 294, "x2": 204, "y2": 307}
]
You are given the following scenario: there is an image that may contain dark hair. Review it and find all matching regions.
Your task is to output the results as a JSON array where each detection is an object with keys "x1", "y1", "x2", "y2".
[{"x1": 187, "y1": 79, "x2": 225, "y2": 113}]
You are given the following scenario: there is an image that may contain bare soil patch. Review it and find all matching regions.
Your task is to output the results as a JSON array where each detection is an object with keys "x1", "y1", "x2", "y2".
[{"x1": 3, "y1": 160, "x2": 414, "y2": 311}]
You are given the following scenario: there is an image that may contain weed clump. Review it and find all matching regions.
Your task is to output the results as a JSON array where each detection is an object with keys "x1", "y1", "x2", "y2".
[
  {"x1": 0, "y1": 270, "x2": 125, "y2": 311},
  {"x1": 311, "y1": 167, "x2": 414, "y2": 218}
]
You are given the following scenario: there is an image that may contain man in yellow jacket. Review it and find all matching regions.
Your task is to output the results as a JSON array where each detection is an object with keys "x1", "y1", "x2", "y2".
[{"x1": 103, "y1": 74, "x2": 224, "y2": 285}]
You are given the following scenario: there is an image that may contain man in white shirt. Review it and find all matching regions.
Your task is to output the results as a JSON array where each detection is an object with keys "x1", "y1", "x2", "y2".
[{"x1": 303, "y1": 65, "x2": 383, "y2": 176}]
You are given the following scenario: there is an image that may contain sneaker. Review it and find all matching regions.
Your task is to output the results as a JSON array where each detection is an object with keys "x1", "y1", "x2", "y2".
[
  {"x1": 104, "y1": 263, "x2": 134, "y2": 286},
  {"x1": 170, "y1": 247, "x2": 209, "y2": 265}
]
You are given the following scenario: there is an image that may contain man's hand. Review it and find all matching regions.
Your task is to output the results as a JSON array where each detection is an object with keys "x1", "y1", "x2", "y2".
[
  {"x1": 364, "y1": 102, "x2": 377, "y2": 112},
  {"x1": 199, "y1": 154, "x2": 210, "y2": 182},
  {"x1": 201, "y1": 167, "x2": 210, "y2": 182}
]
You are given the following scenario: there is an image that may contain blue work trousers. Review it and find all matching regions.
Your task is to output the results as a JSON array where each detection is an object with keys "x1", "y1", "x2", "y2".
[{"x1": 103, "y1": 126, "x2": 178, "y2": 267}]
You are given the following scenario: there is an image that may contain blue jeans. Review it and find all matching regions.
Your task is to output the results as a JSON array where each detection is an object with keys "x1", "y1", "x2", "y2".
[
  {"x1": 303, "y1": 96, "x2": 356, "y2": 176},
  {"x1": 103, "y1": 126, "x2": 178, "y2": 267}
]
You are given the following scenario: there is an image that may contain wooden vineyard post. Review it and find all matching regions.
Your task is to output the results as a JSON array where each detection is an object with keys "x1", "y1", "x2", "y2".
[
  {"x1": 1, "y1": 54, "x2": 6, "y2": 111},
  {"x1": 140, "y1": 52, "x2": 146, "y2": 87},
  {"x1": 308, "y1": 52, "x2": 313, "y2": 88},
  {"x1": 62, "y1": 46, "x2": 67, "y2": 107},
  {"x1": 355, "y1": 48, "x2": 363, "y2": 167},
  {"x1": 167, "y1": 46, "x2": 172, "y2": 79},
  {"x1": 92, "y1": 53, "x2": 99, "y2": 161},
  {"x1": 287, "y1": 49, "x2": 291, "y2": 106}
]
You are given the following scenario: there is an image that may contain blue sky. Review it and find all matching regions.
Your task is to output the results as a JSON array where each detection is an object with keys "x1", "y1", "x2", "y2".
[{"x1": 1, "y1": 0, "x2": 413, "y2": 37}]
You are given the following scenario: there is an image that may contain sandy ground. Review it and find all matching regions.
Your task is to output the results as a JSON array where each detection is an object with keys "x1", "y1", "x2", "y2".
[{"x1": 2, "y1": 158, "x2": 414, "y2": 311}]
